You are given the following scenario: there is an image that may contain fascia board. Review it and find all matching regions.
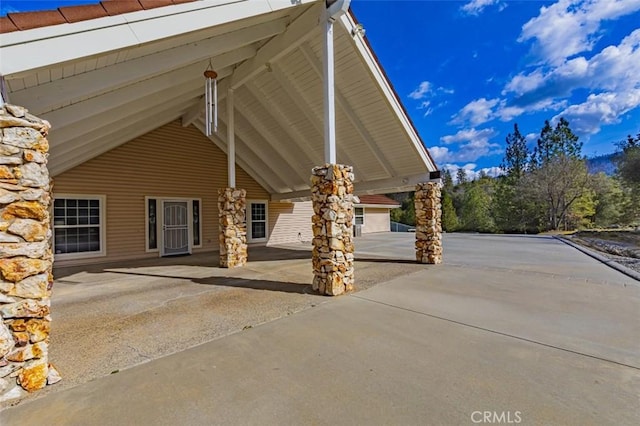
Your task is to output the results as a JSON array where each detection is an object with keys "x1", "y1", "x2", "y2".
[
  {"x1": 338, "y1": 12, "x2": 437, "y2": 173},
  {"x1": 0, "y1": 0, "x2": 308, "y2": 76}
]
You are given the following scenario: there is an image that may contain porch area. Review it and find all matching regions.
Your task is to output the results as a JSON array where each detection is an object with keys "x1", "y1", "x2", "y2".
[{"x1": 41, "y1": 233, "x2": 423, "y2": 398}]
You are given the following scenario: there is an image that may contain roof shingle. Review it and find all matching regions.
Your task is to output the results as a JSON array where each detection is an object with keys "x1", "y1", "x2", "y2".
[
  {"x1": 8, "y1": 10, "x2": 67, "y2": 31},
  {"x1": 59, "y1": 4, "x2": 108, "y2": 23}
]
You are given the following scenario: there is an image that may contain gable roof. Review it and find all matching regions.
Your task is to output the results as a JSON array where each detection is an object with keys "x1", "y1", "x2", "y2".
[{"x1": 0, "y1": 0, "x2": 438, "y2": 201}]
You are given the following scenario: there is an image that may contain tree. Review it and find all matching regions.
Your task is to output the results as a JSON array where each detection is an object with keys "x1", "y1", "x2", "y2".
[
  {"x1": 530, "y1": 155, "x2": 590, "y2": 230},
  {"x1": 456, "y1": 168, "x2": 468, "y2": 185},
  {"x1": 441, "y1": 191, "x2": 459, "y2": 231},
  {"x1": 501, "y1": 123, "x2": 529, "y2": 179},
  {"x1": 528, "y1": 118, "x2": 588, "y2": 230},
  {"x1": 530, "y1": 118, "x2": 582, "y2": 169},
  {"x1": 459, "y1": 181, "x2": 495, "y2": 232},
  {"x1": 442, "y1": 169, "x2": 455, "y2": 193},
  {"x1": 617, "y1": 132, "x2": 640, "y2": 186},
  {"x1": 585, "y1": 173, "x2": 624, "y2": 227},
  {"x1": 494, "y1": 123, "x2": 536, "y2": 233}
]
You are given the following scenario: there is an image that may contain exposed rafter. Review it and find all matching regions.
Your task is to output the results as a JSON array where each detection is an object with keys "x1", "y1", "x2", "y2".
[
  {"x1": 230, "y1": 2, "x2": 323, "y2": 89},
  {"x1": 44, "y1": 47, "x2": 250, "y2": 131},
  {"x1": 50, "y1": 98, "x2": 196, "y2": 176},
  {"x1": 193, "y1": 119, "x2": 277, "y2": 195},
  {"x1": 300, "y1": 43, "x2": 395, "y2": 178},
  {"x1": 245, "y1": 80, "x2": 319, "y2": 169},
  {"x1": 11, "y1": 18, "x2": 288, "y2": 114},
  {"x1": 217, "y1": 103, "x2": 296, "y2": 193},
  {"x1": 269, "y1": 63, "x2": 365, "y2": 179},
  {"x1": 235, "y1": 87, "x2": 314, "y2": 184}
]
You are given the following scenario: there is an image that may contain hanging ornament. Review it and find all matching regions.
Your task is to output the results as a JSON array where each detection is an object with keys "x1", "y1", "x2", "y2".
[{"x1": 204, "y1": 64, "x2": 218, "y2": 136}]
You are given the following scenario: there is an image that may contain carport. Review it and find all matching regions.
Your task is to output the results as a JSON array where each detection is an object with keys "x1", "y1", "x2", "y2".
[{"x1": 0, "y1": 0, "x2": 443, "y2": 399}]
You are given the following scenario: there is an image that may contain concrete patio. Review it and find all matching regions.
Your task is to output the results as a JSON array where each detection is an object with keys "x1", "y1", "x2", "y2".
[{"x1": 1, "y1": 233, "x2": 639, "y2": 424}]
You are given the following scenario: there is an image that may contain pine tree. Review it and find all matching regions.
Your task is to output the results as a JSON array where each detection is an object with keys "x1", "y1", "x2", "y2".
[{"x1": 501, "y1": 123, "x2": 529, "y2": 179}]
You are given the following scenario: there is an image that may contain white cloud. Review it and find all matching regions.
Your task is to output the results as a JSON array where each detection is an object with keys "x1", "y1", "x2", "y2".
[
  {"x1": 499, "y1": 27, "x2": 640, "y2": 134},
  {"x1": 525, "y1": 133, "x2": 538, "y2": 143},
  {"x1": 441, "y1": 163, "x2": 504, "y2": 182},
  {"x1": 461, "y1": 0, "x2": 505, "y2": 16},
  {"x1": 418, "y1": 101, "x2": 434, "y2": 117},
  {"x1": 435, "y1": 128, "x2": 502, "y2": 162},
  {"x1": 519, "y1": 0, "x2": 640, "y2": 66},
  {"x1": 553, "y1": 89, "x2": 640, "y2": 134},
  {"x1": 408, "y1": 81, "x2": 433, "y2": 100},
  {"x1": 450, "y1": 98, "x2": 500, "y2": 126},
  {"x1": 504, "y1": 29, "x2": 640, "y2": 100}
]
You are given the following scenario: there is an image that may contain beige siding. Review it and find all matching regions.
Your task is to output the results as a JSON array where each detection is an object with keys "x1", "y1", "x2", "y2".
[
  {"x1": 54, "y1": 120, "x2": 268, "y2": 265},
  {"x1": 267, "y1": 201, "x2": 313, "y2": 246},
  {"x1": 362, "y1": 207, "x2": 391, "y2": 234}
]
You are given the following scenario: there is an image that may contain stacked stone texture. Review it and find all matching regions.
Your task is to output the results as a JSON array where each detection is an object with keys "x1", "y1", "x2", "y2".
[
  {"x1": 218, "y1": 188, "x2": 247, "y2": 268},
  {"x1": 0, "y1": 104, "x2": 60, "y2": 402},
  {"x1": 415, "y1": 182, "x2": 443, "y2": 264},
  {"x1": 311, "y1": 164, "x2": 356, "y2": 296}
]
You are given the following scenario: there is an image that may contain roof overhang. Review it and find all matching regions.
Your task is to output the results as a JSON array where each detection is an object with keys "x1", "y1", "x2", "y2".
[{"x1": 0, "y1": 0, "x2": 438, "y2": 200}]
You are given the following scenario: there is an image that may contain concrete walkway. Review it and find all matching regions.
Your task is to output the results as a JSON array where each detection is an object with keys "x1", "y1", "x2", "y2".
[{"x1": 2, "y1": 234, "x2": 639, "y2": 425}]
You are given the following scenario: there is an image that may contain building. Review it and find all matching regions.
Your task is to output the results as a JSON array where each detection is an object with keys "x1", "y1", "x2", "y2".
[{"x1": 0, "y1": 0, "x2": 438, "y2": 267}]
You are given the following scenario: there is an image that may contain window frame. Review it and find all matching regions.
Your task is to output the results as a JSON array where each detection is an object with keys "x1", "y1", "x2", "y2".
[
  {"x1": 247, "y1": 200, "x2": 268, "y2": 243},
  {"x1": 355, "y1": 206, "x2": 365, "y2": 226},
  {"x1": 53, "y1": 194, "x2": 107, "y2": 260},
  {"x1": 145, "y1": 196, "x2": 202, "y2": 253}
]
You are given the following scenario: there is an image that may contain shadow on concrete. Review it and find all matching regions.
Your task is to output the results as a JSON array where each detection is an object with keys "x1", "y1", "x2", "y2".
[
  {"x1": 86, "y1": 269, "x2": 316, "y2": 295},
  {"x1": 53, "y1": 246, "x2": 313, "y2": 280},
  {"x1": 355, "y1": 257, "x2": 419, "y2": 265}
]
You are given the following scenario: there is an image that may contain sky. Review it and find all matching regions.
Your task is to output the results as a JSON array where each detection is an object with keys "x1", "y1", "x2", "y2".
[{"x1": 2, "y1": 0, "x2": 640, "y2": 178}]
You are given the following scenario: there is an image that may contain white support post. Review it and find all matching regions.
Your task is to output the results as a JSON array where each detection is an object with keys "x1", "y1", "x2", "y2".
[
  {"x1": 227, "y1": 87, "x2": 236, "y2": 188},
  {"x1": 322, "y1": 14, "x2": 337, "y2": 165}
]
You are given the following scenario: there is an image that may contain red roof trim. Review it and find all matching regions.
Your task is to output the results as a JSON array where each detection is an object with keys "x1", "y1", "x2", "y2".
[
  {"x1": 0, "y1": 0, "x2": 196, "y2": 34},
  {"x1": 7, "y1": 10, "x2": 67, "y2": 31},
  {"x1": 139, "y1": 0, "x2": 174, "y2": 10},
  {"x1": 100, "y1": 1, "x2": 144, "y2": 16},
  {"x1": 59, "y1": 4, "x2": 109, "y2": 23},
  {"x1": 0, "y1": 16, "x2": 18, "y2": 33},
  {"x1": 357, "y1": 195, "x2": 401, "y2": 207}
]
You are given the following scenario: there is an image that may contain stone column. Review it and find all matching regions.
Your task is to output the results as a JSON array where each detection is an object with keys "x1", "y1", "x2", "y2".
[
  {"x1": 0, "y1": 104, "x2": 61, "y2": 402},
  {"x1": 415, "y1": 182, "x2": 443, "y2": 264},
  {"x1": 218, "y1": 188, "x2": 247, "y2": 268},
  {"x1": 311, "y1": 164, "x2": 355, "y2": 296}
]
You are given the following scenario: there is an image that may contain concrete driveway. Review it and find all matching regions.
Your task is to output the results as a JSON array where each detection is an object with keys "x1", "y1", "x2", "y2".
[{"x1": 2, "y1": 233, "x2": 639, "y2": 425}]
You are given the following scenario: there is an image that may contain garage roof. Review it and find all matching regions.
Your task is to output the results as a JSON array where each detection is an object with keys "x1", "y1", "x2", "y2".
[{"x1": 0, "y1": 0, "x2": 438, "y2": 201}]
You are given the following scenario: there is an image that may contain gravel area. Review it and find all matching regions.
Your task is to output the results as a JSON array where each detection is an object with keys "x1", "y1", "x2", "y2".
[{"x1": 566, "y1": 233, "x2": 640, "y2": 275}]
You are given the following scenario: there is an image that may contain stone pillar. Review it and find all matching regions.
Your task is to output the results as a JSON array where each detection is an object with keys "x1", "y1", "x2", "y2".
[
  {"x1": 415, "y1": 182, "x2": 443, "y2": 264},
  {"x1": 311, "y1": 164, "x2": 355, "y2": 296},
  {"x1": 0, "y1": 104, "x2": 60, "y2": 402},
  {"x1": 218, "y1": 188, "x2": 247, "y2": 268}
]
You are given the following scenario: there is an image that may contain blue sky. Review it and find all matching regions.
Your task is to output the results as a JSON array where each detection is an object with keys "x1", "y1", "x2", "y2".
[{"x1": 3, "y1": 1, "x2": 640, "y2": 177}]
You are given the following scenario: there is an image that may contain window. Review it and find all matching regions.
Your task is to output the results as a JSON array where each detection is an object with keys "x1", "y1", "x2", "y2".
[
  {"x1": 146, "y1": 197, "x2": 202, "y2": 252},
  {"x1": 53, "y1": 195, "x2": 105, "y2": 259},
  {"x1": 355, "y1": 207, "x2": 365, "y2": 225},
  {"x1": 192, "y1": 200, "x2": 201, "y2": 247},
  {"x1": 248, "y1": 201, "x2": 268, "y2": 242}
]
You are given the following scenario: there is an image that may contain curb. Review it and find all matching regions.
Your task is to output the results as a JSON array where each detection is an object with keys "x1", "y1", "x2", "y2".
[{"x1": 553, "y1": 235, "x2": 640, "y2": 282}]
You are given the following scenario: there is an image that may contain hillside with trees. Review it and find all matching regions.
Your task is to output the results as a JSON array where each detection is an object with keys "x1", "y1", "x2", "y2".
[{"x1": 391, "y1": 120, "x2": 640, "y2": 233}]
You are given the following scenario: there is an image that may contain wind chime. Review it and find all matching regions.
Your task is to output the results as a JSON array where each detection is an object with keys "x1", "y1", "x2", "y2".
[{"x1": 204, "y1": 63, "x2": 218, "y2": 136}]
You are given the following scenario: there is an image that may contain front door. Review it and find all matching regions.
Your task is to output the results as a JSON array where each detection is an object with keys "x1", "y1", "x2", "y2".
[{"x1": 161, "y1": 201, "x2": 190, "y2": 256}]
